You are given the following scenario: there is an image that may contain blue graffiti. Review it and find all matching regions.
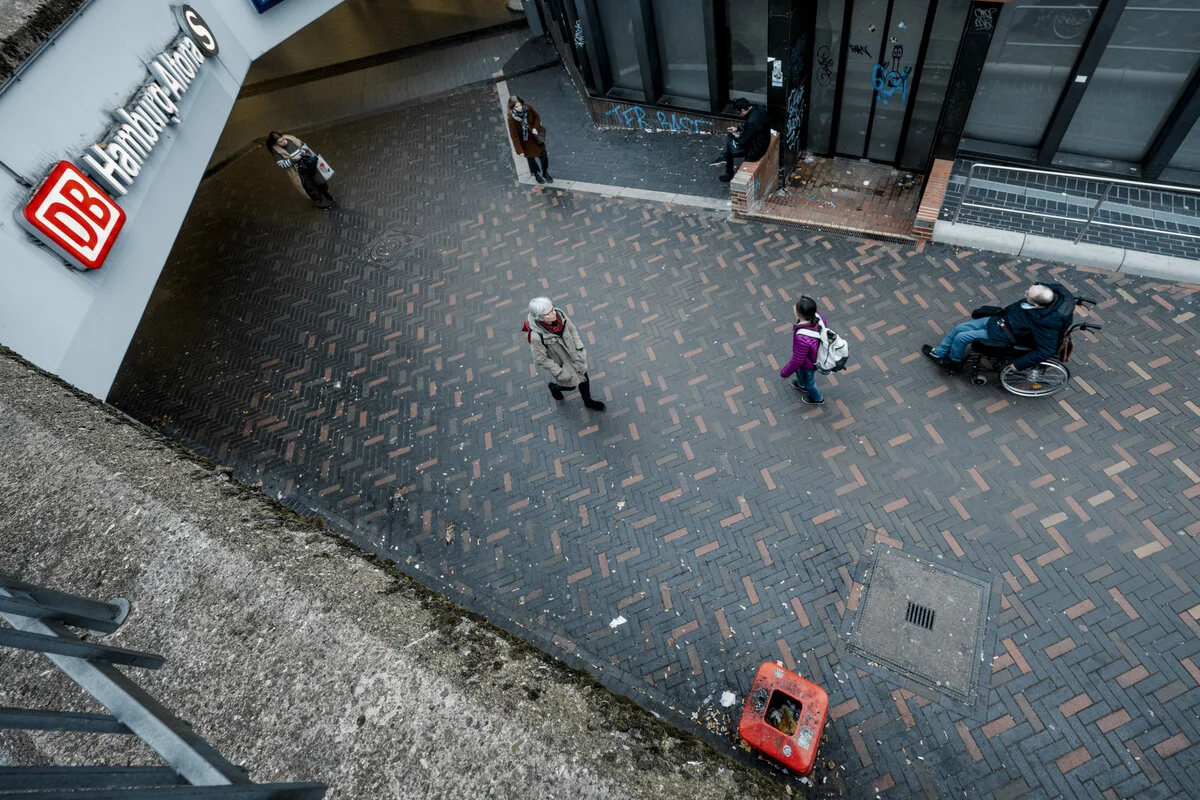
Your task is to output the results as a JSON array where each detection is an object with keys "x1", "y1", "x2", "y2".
[
  {"x1": 872, "y1": 44, "x2": 912, "y2": 106},
  {"x1": 604, "y1": 104, "x2": 714, "y2": 134}
]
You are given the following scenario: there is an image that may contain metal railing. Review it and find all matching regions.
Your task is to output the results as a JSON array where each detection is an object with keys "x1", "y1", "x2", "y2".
[
  {"x1": 0, "y1": 572, "x2": 326, "y2": 798},
  {"x1": 951, "y1": 162, "x2": 1200, "y2": 245}
]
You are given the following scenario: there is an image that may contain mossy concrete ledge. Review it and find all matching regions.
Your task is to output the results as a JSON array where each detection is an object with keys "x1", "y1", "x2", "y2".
[{"x1": 0, "y1": 347, "x2": 786, "y2": 800}]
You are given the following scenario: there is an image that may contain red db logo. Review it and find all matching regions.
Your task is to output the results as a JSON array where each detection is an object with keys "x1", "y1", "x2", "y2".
[{"x1": 19, "y1": 161, "x2": 125, "y2": 271}]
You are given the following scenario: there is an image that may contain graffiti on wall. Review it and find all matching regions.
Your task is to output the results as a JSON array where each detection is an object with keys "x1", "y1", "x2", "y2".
[
  {"x1": 816, "y1": 45, "x2": 834, "y2": 87},
  {"x1": 872, "y1": 44, "x2": 912, "y2": 106},
  {"x1": 603, "y1": 104, "x2": 715, "y2": 134},
  {"x1": 785, "y1": 85, "x2": 805, "y2": 150},
  {"x1": 849, "y1": 43, "x2": 872, "y2": 58},
  {"x1": 573, "y1": 19, "x2": 585, "y2": 48},
  {"x1": 971, "y1": 7, "x2": 996, "y2": 33}
]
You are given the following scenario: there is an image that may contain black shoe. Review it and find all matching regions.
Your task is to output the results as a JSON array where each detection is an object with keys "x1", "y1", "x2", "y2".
[
  {"x1": 719, "y1": 174, "x2": 734, "y2": 183},
  {"x1": 584, "y1": 400, "x2": 606, "y2": 411},
  {"x1": 544, "y1": 173, "x2": 554, "y2": 183},
  {"x1": 790, "y1": 381, "x2": 808, "y2": 396},
  {"x1": 922, "y1": 344, "x2": 960, "y2": 372},
  {"x1": 534, "y1": 173, "x2": 545, "y2": 184},
  {"x1": 548, "y1": 383, "x2": 564, "y2": 400},
  {"x1": 800, "y1": 395, "x2": 825, "y2": 405}
]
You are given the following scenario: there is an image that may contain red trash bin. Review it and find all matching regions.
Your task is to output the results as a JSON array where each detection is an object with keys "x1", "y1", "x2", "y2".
[{"x1": 737, "y1": 661, "x2": 829, "y2": 775}]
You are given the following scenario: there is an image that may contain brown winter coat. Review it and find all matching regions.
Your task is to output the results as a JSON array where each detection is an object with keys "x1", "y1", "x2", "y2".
[
  {"x1": 526, "y1": 308, "x2": 589, "y2": 387},
  {"x1": 270, "y1": 133, "x2": 314, "y2": 198},
  {"x1": 507, "y1": 104, "x2": 545, "y2": 158}
]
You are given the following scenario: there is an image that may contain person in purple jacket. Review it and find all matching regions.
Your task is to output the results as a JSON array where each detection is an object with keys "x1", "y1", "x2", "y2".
[{"x1": 779, "y1": 296, "x2": 825, "y2": 405}]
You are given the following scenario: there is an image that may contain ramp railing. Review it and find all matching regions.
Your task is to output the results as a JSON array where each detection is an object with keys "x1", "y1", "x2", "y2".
[{"x1": 0, "y1": 572, "x2": 326, "y2": 798}]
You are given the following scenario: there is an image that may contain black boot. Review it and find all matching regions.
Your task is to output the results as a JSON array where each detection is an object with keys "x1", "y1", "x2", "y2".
[
  {"x1": 579, "y1": 378, "x2": 605, "y2": 411},
  {"x1": 548, "y1": 382, "x2": 564, "y2": 400}
]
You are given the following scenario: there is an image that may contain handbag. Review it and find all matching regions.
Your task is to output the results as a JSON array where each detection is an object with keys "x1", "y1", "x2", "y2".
[
  {"x1": 315, "y1": 154, "x2": 335, "y2": 180},
  {"x1": 534, "y1": 124, "x2": 546, "y2": 145}
]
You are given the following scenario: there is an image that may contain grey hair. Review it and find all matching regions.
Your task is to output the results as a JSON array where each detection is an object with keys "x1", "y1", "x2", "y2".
[
  {"x1": 1026, "y1": 284, "x2": 1054, "y2": 305},
  {"x1": 529, "y1": 297, "x2": 553, "y2": 316}
]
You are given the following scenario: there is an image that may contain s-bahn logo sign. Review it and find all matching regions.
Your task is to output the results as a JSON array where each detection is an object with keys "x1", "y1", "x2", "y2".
[{"x1": 17, "y1": 5, "x2": 219, "y2": 271}]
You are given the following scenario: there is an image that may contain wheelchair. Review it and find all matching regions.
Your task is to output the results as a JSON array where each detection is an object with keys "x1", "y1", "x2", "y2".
[{"x1": 954, "y1": 295, "x2": 1102, "y2": 398}]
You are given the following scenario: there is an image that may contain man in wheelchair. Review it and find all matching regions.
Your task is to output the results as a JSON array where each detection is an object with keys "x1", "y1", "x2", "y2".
[{"x1": 922, "y1": 283, "x2": 1071, "y2": 374}]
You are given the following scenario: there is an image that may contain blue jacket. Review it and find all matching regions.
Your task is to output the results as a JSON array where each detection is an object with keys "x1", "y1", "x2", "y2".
[{"x1": 986, "y1": 283, "x2": 1072, "y2": 370}]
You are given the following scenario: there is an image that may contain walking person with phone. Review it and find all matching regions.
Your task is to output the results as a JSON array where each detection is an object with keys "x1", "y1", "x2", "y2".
[
  {"x1": 507, "y1": 97, "x2": 553, "y2": 184},
  {"x1": 266, "y1": 131, "x2": 336, "y2": 209}
]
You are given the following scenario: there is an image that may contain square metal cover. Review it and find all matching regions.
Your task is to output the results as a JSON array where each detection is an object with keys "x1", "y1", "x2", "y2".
[{"x1": 846, "y1": 547, "x2": 990, "y2": 704}]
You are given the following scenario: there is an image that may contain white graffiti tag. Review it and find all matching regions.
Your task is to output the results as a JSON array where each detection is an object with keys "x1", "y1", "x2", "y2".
[{"x1": 785, "y1": 85, "x2": 805, "y2": 150}]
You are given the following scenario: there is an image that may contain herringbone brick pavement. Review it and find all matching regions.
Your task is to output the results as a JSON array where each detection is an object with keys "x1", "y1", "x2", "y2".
[{"x1": 111, "y1": 87, "x2": 1200, "y2": 798}]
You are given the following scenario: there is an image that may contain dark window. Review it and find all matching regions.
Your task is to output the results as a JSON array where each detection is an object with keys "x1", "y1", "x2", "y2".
[
  {"x1": 899, "y1": 0, "x2": 973, "y2": 171},
  {"x1": 596, "y1": 0, "x2": 643, "y2": 93},
  {"x1": 726, "y1": 0, "x2": 769, "y2": 105},
  {"x1": 964, "y1": 0, "x2": 1098, "y2": 148},
  {"x1": 1058, "y1": 2, "x2": 1200, "y2": 162},
  {"x1": 808, "y1": 0, "x2": 848, "y2": 155},
  {"x1": 1166, "y1": 120, "x2": 1200, "y2": 179},
  {"x1": 651, "y1": 0, "x2": 710, "y2": 103}
]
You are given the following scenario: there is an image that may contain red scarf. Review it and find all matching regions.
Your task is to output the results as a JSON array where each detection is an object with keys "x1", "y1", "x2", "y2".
[{"x1": 522, "y1": 314, "x2": 565, "y2": 342}]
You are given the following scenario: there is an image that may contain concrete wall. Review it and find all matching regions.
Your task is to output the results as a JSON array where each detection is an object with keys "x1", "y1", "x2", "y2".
[{"x1": 0, "y1": 0, "x2": 341, "y2": 400}]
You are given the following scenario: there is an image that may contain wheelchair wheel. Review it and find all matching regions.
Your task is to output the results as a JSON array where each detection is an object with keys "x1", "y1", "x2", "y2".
[{"x1": 1000, "y1": 360, "x2": 1070, "y2": 397}]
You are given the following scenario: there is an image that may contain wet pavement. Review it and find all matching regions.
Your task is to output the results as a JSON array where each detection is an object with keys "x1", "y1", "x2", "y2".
[{"x1": 111, "y1": 28, "x2": 1199, "y2": 800}]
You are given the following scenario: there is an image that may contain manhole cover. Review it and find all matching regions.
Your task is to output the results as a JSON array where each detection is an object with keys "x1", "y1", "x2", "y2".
[
  {"x1": 363, "y1": 229, "x2": 420, "y2": 265},
  {"x1": 847, "y1": 547, "x2": 990, "y2": 704}
]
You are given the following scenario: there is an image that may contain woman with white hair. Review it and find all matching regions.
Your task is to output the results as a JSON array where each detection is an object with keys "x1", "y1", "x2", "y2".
[{"x1": 522, "y1": 297, "x2": 605, "y2": 410}]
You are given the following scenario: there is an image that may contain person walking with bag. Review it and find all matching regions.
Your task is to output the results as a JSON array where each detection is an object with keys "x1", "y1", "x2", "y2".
[
  {"x1": 507, "y1": 97, "x2": 553, "y2": 184},
  {"x1": 779, "y1": 296, "x2": 825, "y2": 405},
  {"x1": 266, "y1": 131, "x2": 336, "y2": 209},
  {"x1": 522, "y1": 297, "x2": 604, "y2": 410}
]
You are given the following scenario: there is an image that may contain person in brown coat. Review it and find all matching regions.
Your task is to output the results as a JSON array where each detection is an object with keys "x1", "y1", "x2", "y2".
[
  {"x1": 507, "y1": 96, "x2": 553, "y2": 184},
  {"x1": 266, "y1": 131, "x2": 335, "y2": 209}
]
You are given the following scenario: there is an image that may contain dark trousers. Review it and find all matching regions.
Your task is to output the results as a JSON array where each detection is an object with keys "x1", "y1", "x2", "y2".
[
  {"x1": 298, "y1": 163, "x2": 335, "y2": 206},
  {"x1": 550, "y1": 373, "x2": 595, "y2": 400},
  {"x1": 723, "y1": 135, "x2": 746, "y2": 178},
  {"x1": 525, "y1": 151, "x2": 549, "y2": 177}
]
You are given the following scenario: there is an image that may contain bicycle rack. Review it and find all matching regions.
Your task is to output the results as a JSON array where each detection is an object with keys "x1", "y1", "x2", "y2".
[{"x1": 0, "y1": 572, "x2": 326, "y2": 798}]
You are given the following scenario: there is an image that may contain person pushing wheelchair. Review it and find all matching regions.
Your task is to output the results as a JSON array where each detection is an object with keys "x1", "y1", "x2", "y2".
[{"x1": 922, "y1": 283, "x2": 1072, "y2": 373}]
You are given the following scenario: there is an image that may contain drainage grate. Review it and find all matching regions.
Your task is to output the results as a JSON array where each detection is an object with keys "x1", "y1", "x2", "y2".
[
  {"x1": 846, "y1": 547, "x2": 991, "y2": 705},
  {"x1": 905, "y1": 601, "x2": 936, "y2": 630}
]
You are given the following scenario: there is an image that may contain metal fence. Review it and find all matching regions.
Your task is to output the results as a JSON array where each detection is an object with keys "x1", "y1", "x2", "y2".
[
  {"x1": 951, "y1": 163, "x2": 1200, "y2": 245},
  {"x1": 0, "y1": 572, "x2": 326, "y2": 798}
]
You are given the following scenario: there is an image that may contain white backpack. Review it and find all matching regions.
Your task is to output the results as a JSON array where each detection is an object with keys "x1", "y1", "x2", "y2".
[{"x1": 797, "y1": 321, "x2": 850, "y2": 374}]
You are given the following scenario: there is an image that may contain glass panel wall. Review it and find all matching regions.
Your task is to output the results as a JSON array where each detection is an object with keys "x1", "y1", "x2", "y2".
[
  {"x1": 595, "y1": 0, "x2": 642, "y2": 93},
  {"x1": 651, "y1": 0, "x2": 710, "y2": 102},
  {"x1": 726, "y1": 0, "x2": 769, "y2": 105},
  {"x1": 964, "y1": 0, "x2": 1098, "y2": 147},
  {"x1": 808, "y1": 0, "x2": 847, "y2": 155},
  {"x1": 866, "y1": 0, "x2": 928, "y2": 163},
  {"x1": 1058, "y1": 2, "x2": 1200, "y2": 162},
  {"x1": 899, "y1": 0, "x2": 972, "y2": 170},
  {"x1": 1166, "y1": 119, "x2": 1200, "y2": 173}
]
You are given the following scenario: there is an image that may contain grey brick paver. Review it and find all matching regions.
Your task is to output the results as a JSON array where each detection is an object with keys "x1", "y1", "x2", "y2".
[{"x1": 110, "y1": 86, "x2": 1199, "y2": 798}]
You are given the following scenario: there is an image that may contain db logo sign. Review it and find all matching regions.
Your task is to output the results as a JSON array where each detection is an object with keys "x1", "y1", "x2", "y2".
[{"x1": 18, "y1": 161, "x2": 125, "y2": 271}]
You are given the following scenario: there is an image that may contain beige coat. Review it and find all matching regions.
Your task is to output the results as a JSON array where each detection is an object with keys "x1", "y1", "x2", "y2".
[
  {"x1": 271, "y1": 133, "x2": 313, "y2": 197},
  {"x1": 527, "y1": 309, "x2": 589, "y2": 387}
]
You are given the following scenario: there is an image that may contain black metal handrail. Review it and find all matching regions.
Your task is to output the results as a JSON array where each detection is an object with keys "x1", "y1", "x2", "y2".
[
  {"x1": 951, "y1": 162, "x2": 1200, "y2": 245},
  {"x1": 0, "y1": 572, "x2": 326, "y2": 799}
]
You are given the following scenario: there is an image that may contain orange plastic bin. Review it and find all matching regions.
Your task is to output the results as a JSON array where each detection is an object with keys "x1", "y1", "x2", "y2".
[{"x1": 737, "y1": 662, "x2": 829, "y2": 775}]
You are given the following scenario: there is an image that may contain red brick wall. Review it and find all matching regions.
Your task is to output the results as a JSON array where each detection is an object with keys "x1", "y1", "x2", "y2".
[{"x1": 731, "y1": 133, "x2": 780, "y2": 216}]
